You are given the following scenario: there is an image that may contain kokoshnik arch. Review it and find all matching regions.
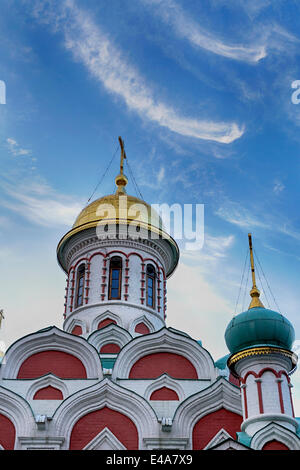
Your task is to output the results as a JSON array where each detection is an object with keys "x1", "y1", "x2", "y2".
[{"x1": 0, "y1": 139, "x2": 299, "y2": 450}]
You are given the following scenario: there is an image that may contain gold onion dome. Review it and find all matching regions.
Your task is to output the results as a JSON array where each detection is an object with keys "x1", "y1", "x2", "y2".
[{"x1": 57, "y1": 137, "x2": 179, "y2": 276}]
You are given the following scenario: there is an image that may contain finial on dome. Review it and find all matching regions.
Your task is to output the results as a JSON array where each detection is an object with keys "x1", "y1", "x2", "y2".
[
  {"x1": 248, "y1": 233, "x2": 264, "y2": 309},
  {"x1": 115, "y1": 136, "x2": 128, "y2": 194}
]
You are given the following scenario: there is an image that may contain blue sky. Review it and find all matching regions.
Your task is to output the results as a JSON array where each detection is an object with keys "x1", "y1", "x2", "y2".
[{"x1": 1, "y1": 0, "x2": 300, "y2": 410}]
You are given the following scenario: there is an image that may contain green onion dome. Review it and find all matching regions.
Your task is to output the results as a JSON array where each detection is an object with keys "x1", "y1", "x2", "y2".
[{"x1": 225, "y1": 307, "x2": 295, "y2": 355}]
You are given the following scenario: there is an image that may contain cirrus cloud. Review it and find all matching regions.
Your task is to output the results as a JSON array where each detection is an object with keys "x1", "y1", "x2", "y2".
[{"x1": 31, "y1": 0, "x2": 244, "y2": 144}]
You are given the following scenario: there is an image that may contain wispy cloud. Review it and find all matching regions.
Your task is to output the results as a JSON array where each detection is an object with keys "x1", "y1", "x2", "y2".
[
  {"x1": 1, "y1": 180, "x2": 84, "y2": 227},
  {"x1": 30, "y1": 0, "x2": 244, "y2": 144},
  {"x1": 182, "y1": 233, "x2": 235, "y2": 263},
  {"x1": 157, "y1": 166, "x2": 165, "y2": 184},
  {"x1": 273, "y1": 179, "x2": 285, "y2": 194},
  {"x1": 140, "y1": 0, "x2": 266, "y2": 63},
  {"x1": 215, "y1": 201, "x2": 268, "y2": 230},
  {"x1": 6, "y1": 138, "x2": 31, "y2": 157},
  {"x1": 216, "y1": 200, "x2": 300, "y2": 243}
]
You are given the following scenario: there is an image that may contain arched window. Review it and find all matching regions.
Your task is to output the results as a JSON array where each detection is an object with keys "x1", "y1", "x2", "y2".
[
  {"x1": 108, "y1": 257, "x2": 122, "y2": 300},
  {"x1": 76, "y1": 264, "x2": 85, "y2": 307},
  {"x1": 146, "y1": 264, "x2": 156, "y2": 308}
]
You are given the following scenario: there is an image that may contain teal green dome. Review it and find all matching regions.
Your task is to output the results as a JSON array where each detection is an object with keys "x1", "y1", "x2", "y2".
[
  {"x1": 215, "y1": 354, "x2": 230, "y2": 370},
  {"x1": 225, "y1": 307, "x2": 295, "y2": 354}
]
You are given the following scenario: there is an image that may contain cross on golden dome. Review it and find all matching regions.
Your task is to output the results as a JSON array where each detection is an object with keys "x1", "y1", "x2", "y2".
[
  {"x1": 248, "y1": 233, "x2": 264, "y2": 309},
  {"x1": 115, "y1": 136, "x2": 128, "y2": 194}
]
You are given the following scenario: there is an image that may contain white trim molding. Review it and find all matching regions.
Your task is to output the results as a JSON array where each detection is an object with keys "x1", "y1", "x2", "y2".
[
  {"x1": 144, "y1": 374, "x2": 185, "y2": 402},
  {"x1": 143, "y1": 437, "x2": 189, "y2": 450},
  {"x1": 0, "y1": 386, "x2": 35, "y2": 449},
  {"x1": 203, "y1": 428, "x2": 232, "y2": 450},
  {"x1": 90, "y1": 310, "x2": 124, "y2": 332},
  {"x1": 87, "y1": 324, "x2": 132, "y2": 352},
  {"x1": 83, "y1": 428, "x2": 126, "y2": 450},
  {"x1": 241, "y1": 413, "x2": 299, "y2": 436},
  {"x1": 52, "y1": 378, "x2": 158, "y2": 450},
  {"x1": 18, "y1": 436, "x2": 65, "y2": 450},
  {"x1": 67, "y1": 318, "x2": 87, "y2": 337},
  {"x1": 172, "y1": 377, "x2": 243, "y2": 449},
  {"x1": 209, "y1": 438, "x2": 249, "y2": 450},
  {"x1": 250, "y1": 422, "x2": 300, "y2": 450},
  {"x1": 129, "y1": 315, "x2": 156, "y2": 337},
  {"x1": 1, "y1": 326, "x2": 102, "y2": 380},
  {"x1": 112, "y1": 327, "x2": 216, "y2": 380},
  {"x1": 25, "y1": 374, "x2": 68, "y2": 401}
]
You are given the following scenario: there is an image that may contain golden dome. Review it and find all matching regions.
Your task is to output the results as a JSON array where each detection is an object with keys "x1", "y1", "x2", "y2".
[
  {"x1": 72, "y1": 192, "x2": 164, "y2": 234},
  {"x1": 57, "y1": 137, "x2": 179, "y2": 275}
]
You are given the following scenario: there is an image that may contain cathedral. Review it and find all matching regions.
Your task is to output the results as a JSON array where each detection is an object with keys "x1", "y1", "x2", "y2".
[{"x1": 0, "y1": 141, "x2": 299, "y2": 451}]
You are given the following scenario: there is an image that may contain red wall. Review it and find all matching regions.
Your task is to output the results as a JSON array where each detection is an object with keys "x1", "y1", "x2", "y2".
[
  {"x1": 192, "y1": 408, "x2": 242, "y2": 449},
  {"x1": 150, "y1": 386, "x2": 179, "y2": 400},
  {"x1": 17, "y1": 350, "x2": 87, "y2": 379},
  {"x1": 69, "y1": 406, "x2": 138, "y2": 450},
  {"x1": 0, "y1": 414, "x2": 16, "y2": 450},
  {"x1": 135, "y1": 323, "x2": 150, "y2": 335},
  {"x1": 129, "y1": 352, "x2": 198, "y2": 379},
  {"x1": 262, "y1": 440, "x2": 289, "y2": 450},
  {"x1": 33, "y1": 385, "x2": 63, "y2": 400},
  {"x1": 100, "y1": 343, "x2": 121, "y2": 354},
  {"x1": 71, "y1": 325, "x2": 82, "y2": 336},
  {"x1": 98, "y1": 319, "x2": 117, "y2": 329},
  {"x1": 229, "y1": 372, "x2": 240, "y2": 387}
]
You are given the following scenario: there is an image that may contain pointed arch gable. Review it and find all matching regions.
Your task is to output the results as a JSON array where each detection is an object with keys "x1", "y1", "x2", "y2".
[
  {"x1": 144, "y1": 374, "x2": 185, "y2": 402},
  {"x1": 52, "y1": 378, "x2": 158, "y2": 450},
  {"x1": 203, "y1": 428, "x2": 232, "y2": 450},
  {"x1": 192, "y1": 408, "x2": 242, "y2": 449},
  {"x1": 70, "y1": 406, "x2": 138, "y2": 450},
  {"x1": 17, "y1": 350, "x2": 87, "y2": 379},
  {"x1": 83, "y1": 428, "x2": 126, "y2": 450},
  {"x1": 129, "y1": 315, "x2": 155, "y2": 337},
  {"x1": 172, "y1": 378, "x2": 242, "y2": 448},
  {"x1": 91, "y1": 310, "x2": 123, "y2": 331},
  {"x1": 0, "y1": 386, "x2": 35, "y2": 448},
  {"x1": 87, "y1": 324, "x2": 132, "y2": 352},
  {"x1": 0, "y1": 413, "x2": 15, "y2": 450},
  {"x1": 67, "y1": 318, "x2": 87, "y2": 337},
  {"x1": 26, "y1": 375, "x2": 68, "y2": 401},
  {"x1": 112, "y1": 328, "x2": 215, "y2": 381},
  {"x1": 1, "y1": 327, "x2": 102, "y2": 380},
  {"x1": 129, "y1": 352, "x2": 198, "y2": 379},
  {"x1": 251, "y1": 422, "x2": 300, "y2": 450},
  {"x1": 150, "y1": 387, "x2": 179, "y2": 401},
  {"x1": 98, "y1": 318, "x2": 117, "y2": 329},
  {"x1": 33, "y1": 385, "x2": 63, "y2": 400},
  {"x1": 71, "y1": 325, "x2": 83, "y2": 336},
  {"x1": 135, "y1": 323, "x2": 151, "y2": 335}
]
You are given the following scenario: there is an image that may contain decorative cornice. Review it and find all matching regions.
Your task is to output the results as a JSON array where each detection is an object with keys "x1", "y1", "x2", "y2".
[
  {"x1": 66, "y1": 232, "x2": 170, "y2": 273},
  {"x1": 64, "y1": 301, "x2": 165, "y2": 332},
  {"x1": 60, "y1": 226, "x2": 176, "y2": 280},
  {"x1": 143, "y1": 437, "x2": 189, "y2": 450},
  {"x1": 18, "y1": 436, "x2": 65, "y2": 450},
  {"x1": 228, "y1": 346, "x2": 297, "y2": 370}
]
